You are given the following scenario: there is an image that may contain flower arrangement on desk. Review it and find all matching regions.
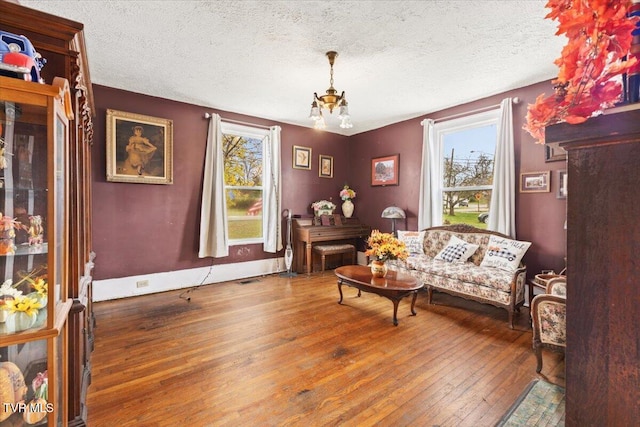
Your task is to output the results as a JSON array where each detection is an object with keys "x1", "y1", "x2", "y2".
[
  {"x1": 524, "y1": 0, "x2": 639, "y2": 144},
  {"x1": 365, "y1": 229, "x2": 409, "y2": 262},
  {"x1": 339, "y1": 185, "x2": 356, "y2": 201},
  {"x1": 311, "y1": 199, "x2": 336, "y2": 216}
]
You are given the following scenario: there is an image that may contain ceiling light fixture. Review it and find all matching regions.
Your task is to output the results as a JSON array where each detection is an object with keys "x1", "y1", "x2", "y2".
[{"x1": 309, "y1": 51, "x2": 352, "y2": 130}]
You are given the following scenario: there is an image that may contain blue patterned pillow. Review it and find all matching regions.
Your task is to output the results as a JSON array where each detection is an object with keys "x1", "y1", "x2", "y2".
[{"x1": 434, "y1": 235, "x2": 479, "y2": 263}]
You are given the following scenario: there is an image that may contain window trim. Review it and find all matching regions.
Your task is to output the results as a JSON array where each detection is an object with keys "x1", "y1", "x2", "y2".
[
  {"x1": 433, "y1": 109, "x2": 499, "y2": 225},
  {"x1": 221, "y1": 121, "x2": 269, "y2": 245}
]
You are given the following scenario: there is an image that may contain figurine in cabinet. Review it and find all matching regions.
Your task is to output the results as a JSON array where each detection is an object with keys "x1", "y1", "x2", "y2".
[
  {"x1": 0, "y1": 30, "x2": 46, "y2": 83},
  {"x1": 27, "y1": 215, "x2": 43, "y2": 246}
]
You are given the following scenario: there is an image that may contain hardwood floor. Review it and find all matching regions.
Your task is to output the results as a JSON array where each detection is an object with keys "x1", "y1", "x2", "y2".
[{"x1": 86, "y1": 272, "x2": 564, "y2": 426}]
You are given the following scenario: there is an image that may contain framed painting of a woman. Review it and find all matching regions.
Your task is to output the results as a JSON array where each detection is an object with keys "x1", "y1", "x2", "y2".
[{"x1": 106, "y1": 109, "x2": 173, "y2": 184}]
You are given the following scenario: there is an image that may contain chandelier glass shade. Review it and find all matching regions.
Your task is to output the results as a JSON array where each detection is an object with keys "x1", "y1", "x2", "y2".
[{"x1": 309, "y1": 51, "x2": 352, "y2": 130}]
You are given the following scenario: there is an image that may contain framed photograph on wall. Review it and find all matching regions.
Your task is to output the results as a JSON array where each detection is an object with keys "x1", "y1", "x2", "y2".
[
  {"x1": 106, "y1": 109, "x2": 173, "y2": 184},
  {"x1": 319, "y1": 155, "x2": 333, "y2": 178},
  {"x1": 520, "y1": 171, "x2": 550, "y2": 193},
  {"x1": 371, "y1": 154, "x2": 399, "y2": 186},
  {"x1": 557, "y1": 170, "x2": 568, "y2": 199},
  {"x1": 292, "y1": 145, "x2": 312, "y2": 170},
  {"x1": 545, "y1": 144, "x2": 567, "y2": 162}
]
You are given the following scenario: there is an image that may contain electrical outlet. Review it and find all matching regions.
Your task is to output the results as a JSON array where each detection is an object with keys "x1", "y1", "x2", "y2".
[{"x1": 136, "y1": 280, "x2": 149, "y2": 288}]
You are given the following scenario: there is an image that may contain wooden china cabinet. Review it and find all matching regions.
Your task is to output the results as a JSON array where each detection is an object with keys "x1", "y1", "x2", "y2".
[
  {"x1": 1, "y1": 2, "x2": 95, "y2": 426},
  {"x1": 0, "y1": 76, "x2": 74, "y2": 426},
  {"x1": 546, "y1": 107, "x2": 640, "y2": 426}
]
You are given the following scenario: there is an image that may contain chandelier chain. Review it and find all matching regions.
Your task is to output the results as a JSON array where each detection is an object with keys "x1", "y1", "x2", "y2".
[{"x1": 329, "y1": 62, "x2": 334, "y2": 88}]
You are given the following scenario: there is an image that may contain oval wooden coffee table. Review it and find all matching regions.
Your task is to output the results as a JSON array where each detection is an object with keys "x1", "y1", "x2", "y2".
[{"x1": 334, "y1": 265, "x2": 423, "y2": 326}]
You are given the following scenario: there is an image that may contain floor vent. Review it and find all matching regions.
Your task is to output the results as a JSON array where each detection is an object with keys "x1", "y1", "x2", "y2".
[{"x1": 238, "y1": 279, "x2": 260, "y2": 285}]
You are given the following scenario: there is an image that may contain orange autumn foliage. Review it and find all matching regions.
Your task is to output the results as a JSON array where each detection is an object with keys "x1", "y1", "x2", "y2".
[{"x1": 524, "y1": 0, "x2": 639, "y2": 144}]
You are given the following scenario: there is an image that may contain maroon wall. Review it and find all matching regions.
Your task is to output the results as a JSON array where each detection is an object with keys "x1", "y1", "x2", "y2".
[
  {"x1": 92, "y1": 80, "x2": 568, "y2": 281},
  {"x1": 91, "y1": 85, "x2": 348, "y2": 280},
  {"x1": 347, "y1": 81, "x2": 568, "y2": 277}
]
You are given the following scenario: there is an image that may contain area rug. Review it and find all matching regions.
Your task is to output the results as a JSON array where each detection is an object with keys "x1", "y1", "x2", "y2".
[{"x1": 495, "y1": 379, "x2": 565, "y2": 426}]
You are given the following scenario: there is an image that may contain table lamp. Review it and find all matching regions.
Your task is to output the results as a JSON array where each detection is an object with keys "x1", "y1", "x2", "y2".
[{"x1": 381, "y1": 206, "x2": 406, "y2": 236}]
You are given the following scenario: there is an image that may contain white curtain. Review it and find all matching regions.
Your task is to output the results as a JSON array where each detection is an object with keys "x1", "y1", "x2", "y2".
[
  {"x1": 198, "y1": 113, "x2": 229, "y2": 258},
  {"x1": 487, "y1": 98, "x2": 516, "y2": 237},
  {"x1": 263, "y1": 125, "x2": 282, "y2": 253},
  {"x1": 418, "y1": 119, "x2": 441, "y2": 229}
]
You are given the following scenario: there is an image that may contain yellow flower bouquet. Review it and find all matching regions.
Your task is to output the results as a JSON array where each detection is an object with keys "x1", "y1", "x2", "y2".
[{"x1": 365, "y1": 229, "x2": 409, "y2": 262}]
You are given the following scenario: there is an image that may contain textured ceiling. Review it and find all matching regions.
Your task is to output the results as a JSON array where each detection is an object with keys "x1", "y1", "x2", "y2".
[{"x1": 18, "y1": 0, "x2": 564, "y2": 135}]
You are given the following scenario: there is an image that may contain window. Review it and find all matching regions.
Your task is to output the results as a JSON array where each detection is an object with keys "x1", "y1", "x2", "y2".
[
  {"x1": 221, "y1": 122, "x2": 268, "y2": 244},
  {"x1": 435, "y1": 109, "x2": 498, "y2": 228}
]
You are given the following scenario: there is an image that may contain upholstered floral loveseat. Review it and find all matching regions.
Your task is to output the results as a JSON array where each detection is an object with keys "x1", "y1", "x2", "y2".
[{"x1": 388, "y1": 224, "x2": 530, "y2": 328}]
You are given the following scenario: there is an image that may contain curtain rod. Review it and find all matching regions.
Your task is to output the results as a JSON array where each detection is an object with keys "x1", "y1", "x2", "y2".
[
  {"x1": 431, "y1": 97, "x2": 520, "y2": 124},
  {"x1": 204, "y1": 112, "x2": 272, "y2": 130}
]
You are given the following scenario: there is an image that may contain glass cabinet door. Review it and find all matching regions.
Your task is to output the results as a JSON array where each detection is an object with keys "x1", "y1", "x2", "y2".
[{"x1": 0, "y1": 76, "x2": 72, "y2": 426}]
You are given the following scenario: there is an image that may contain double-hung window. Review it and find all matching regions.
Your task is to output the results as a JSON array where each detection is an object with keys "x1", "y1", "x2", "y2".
[
  {"x1": 221, "y1": 122, "x2": 268, "y2": 244},
  {"x1": 435, "y1": 109, "x2": 498, "y2": 227}
]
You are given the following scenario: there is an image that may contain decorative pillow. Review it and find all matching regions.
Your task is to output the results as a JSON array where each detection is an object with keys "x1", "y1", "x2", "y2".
[
  {"x1": 480, "y1": 235, "x2": 531, "y2": 272},
  {"x1": 397, "y1": 230, "x2": 425, "y2": 255},
  {"x1": 434, "y1": 235, "x2": 479, "y2": 263}
]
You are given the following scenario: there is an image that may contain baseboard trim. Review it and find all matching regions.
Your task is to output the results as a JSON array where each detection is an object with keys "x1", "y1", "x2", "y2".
[{"x1": 93, "y1": 257, "x2": 283, "y2": 301}]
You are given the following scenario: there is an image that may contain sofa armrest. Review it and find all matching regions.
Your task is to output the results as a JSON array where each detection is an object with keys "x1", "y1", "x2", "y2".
[
  {"x1": 531, "y1": 294, "x2": 566, "y2": 346},
  {"x1": 510, "y1": 266, "x2": 527, "y2": 305}
]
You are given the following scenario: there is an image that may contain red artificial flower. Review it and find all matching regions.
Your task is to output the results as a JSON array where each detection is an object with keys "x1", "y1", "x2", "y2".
[{"x1": 524, "y1": 0, "x2": 639, "y2": 143}]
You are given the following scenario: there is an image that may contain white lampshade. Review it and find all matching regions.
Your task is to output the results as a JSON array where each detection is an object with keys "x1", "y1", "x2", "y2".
[
  {"x1": 381, "y1": 206, "x2": 406, "y2": 236},
  {"x1": 381, "y1": 206, "x2": 406, "y2": 219}
]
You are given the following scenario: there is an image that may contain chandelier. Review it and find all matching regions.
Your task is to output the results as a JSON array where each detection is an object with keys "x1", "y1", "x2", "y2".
[{"x1": 309, "y1": 51, "x2": 352, "y2": 130}]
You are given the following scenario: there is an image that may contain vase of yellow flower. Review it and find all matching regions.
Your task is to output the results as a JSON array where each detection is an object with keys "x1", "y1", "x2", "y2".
[
  {"x1": 370, "y1": 260, "x2": 388, "y2": 278},
  {"x1": 365, "y1": 229, "x2": 409, "y2": 278}
]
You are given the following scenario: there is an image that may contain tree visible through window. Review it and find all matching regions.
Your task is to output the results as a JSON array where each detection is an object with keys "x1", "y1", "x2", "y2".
[
  {"x1": 222, "y1": 123, "x2": 266, "y2": 243},
  {"x1": 437, "y1": 111, "x2": 497, "y2": 228}
]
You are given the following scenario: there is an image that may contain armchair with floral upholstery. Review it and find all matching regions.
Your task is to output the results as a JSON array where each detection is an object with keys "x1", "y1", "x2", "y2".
[{"x1": 530, "y1": 277, "x2": 566, "y2": 373}]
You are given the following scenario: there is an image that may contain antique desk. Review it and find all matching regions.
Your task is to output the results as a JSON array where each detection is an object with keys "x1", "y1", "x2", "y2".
[{"x1": 292, "y1": 216, "x2": 370, "y2": 274}]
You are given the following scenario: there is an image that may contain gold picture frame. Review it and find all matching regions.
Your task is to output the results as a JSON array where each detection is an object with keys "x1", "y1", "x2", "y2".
[
  {"x1": 292, "y1": 145, "x2": 312, "y2": 170},
  {"x1": 106, "y1": 109, "x2": 173, "y2": 184},
  {"x1": 319, "y1": 155, "x2": 333, "y2": 178}
]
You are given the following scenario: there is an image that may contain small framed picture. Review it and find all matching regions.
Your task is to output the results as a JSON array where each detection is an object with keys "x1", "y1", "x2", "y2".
[
  {"x1": 545, "y1": 144, "x2": 567, "y2": 162},
  {"x1": 371, "y1": 154, "x2": 399, "y2": 186},
  {"x1": 319, "y1": 155, "x2": 333, "y2": 178},
  {"x1": 292, "y1": 145, "x2": 312, "y2": 170},
  {"x1": 557, "y1": 170, "x2": 568, "y2": 199},
  {"x1": 520, "y1": 171, "x2": 550, "y2": 193}
]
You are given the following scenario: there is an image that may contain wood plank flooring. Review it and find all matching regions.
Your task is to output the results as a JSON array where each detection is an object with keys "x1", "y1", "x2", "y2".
[{"x1": 86, "y1": 272, "x2": 564, "y2": 427}]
